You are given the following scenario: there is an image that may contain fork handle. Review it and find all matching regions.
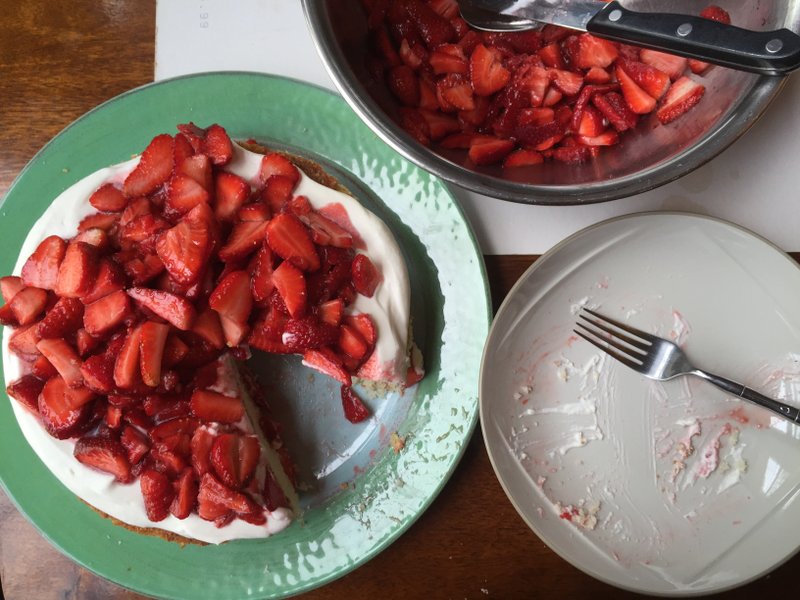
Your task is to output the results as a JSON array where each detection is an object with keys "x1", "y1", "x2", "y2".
[{"x1": 695, "y1": 370, "x2": 800, "y2": 423}]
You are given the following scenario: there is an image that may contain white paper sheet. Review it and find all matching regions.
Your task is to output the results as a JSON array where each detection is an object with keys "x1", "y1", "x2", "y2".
[{"x1": 155, "y1": 0, "x2": 800, "y2": 254}]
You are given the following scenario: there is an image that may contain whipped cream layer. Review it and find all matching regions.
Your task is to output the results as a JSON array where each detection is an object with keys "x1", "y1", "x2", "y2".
[{"x1": 2, "y1": 141, "x2": 411, "y2": 543}]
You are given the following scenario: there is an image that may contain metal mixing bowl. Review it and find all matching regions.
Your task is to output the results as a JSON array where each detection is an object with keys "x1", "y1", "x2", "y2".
[{"x1": 303, "y1": 0, "x2": 798, "y2": 205}]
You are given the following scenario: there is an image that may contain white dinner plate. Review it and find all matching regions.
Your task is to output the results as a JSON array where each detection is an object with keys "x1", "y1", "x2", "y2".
[{"x1": 480, "y1": 212, "x2": 800, "y2": 595}]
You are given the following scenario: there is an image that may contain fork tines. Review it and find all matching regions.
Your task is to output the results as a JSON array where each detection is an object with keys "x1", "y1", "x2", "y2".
[{"x1": 573, "y1": 308, "x2": 651, "y2": 369}]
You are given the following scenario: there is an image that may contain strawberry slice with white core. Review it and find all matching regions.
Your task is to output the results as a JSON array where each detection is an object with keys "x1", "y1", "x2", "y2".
[
  {"x1": 214, "y1": 171, "x2": 250, "y2": 222},
  {"x1": 218, "y1": 220, "x2": 270, "y2": 263},
  {"x1": 191, "y1": 307, "x2": 226, "y2": 350},
  {"x1": 258, "y1": 153, "x2": 300, "y2": 188},
  {"x1": 9, "y1": 286, "x2": 48, "y2": 325},
  {"x1": 0, "y1": 275, "x2": 25, "y2": 303},
  {"x1": 202, "y1": 124, "x2": 233, "y2": 166},
  {"x1": 81, "y1": 259, "x2": 125, "y2": 305},
  {"x1": 266, "y1": 213, "x2": 320, "y2": 272},
  {"x1": 209, "y1": 270, "x2": 253, "y2": 327},
  {"x1": 302, "y1": 349, "x2": 352, "y2": 386},
  {"x1": 21, "y1": 235, "x2": 67, "y2": 291},
  {"x1": 123, "y1": 134, "x2": 174, "y2": 198},
  {"x1": 165, "y1": 174, "x2": 210, "y2": 216},
  {"x1": 83, "y1": 289, "x2": 132, "y2": 336},
  {"x1": 36, "y1": 338, "x2": 84, "y2": 388},
  {"x1": 155, "y1": 208, "x2": 212, "y2": 286},
  {"x1": 639, "y1": 49, "x2": 688, "y2": 81},
  {"x1": 272, "y1": 261, "x2": 307, "y2": 319},
  {"x1": 615, "y1": 65, "x2": 656, "y2": 114},
  {"x1": 89, "y1": 183, "x2": 128, "y2": 212},
  {"x1": 55, "y1": 241, "x2": 98, "y2": 298},
  {"x1": 170, "y1": 468, "x2": 198, "y2": 519},
  {"x1": 470, "y1": 44, "x2": 511, "y2": 96},
  {"x1": 210, "y1": 432, "x2": 260, "y2": 489},
  {"x1": 656, "y1": 76, "x2": 706, "y2": 125},
  {"x1": 74, "y1": 436, "x2": 133, "y2": 483},
  {"x1": 127, "y1": 287, "x2": 196, "y2": 330}
]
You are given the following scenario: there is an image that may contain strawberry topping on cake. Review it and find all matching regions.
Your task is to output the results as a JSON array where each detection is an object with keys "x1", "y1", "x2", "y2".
[{"x1": 2, "y1": 124, "x2": 420, "y2": 543}]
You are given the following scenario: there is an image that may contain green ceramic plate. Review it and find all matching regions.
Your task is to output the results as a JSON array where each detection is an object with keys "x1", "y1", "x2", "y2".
[{"x1": 0, "y1": 73, "x2": 491, "y2": 599}]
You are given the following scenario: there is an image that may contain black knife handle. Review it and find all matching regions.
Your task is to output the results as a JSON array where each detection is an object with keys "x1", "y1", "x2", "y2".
[{"x1": 588, "y1": 1, "x2": 800, "y2": 76}]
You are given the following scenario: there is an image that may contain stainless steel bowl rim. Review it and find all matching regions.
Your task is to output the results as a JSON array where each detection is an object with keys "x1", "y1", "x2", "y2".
[{"x1": 302, "y1": 0, "x2": 785, "y2": 206}]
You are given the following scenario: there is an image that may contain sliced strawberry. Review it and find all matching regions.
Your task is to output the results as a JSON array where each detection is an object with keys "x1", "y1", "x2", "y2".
[
  {"x1": 155, "y1": 207, "x2": 212, "y2": 286},
  {"x1": 639, "y1": 49, "x2": 688, "y2": 81},
  {"x1": 88, "y1": 182, "x2": 128, "y2": 212},
  {"x1": 576, "y1": 130, "x2": 620, "y2": 146},
  {"x1": 341, "y1": 385, "x2": 371, "y2": 423},
  {"x1": 656, "y1": 76, "x2": 705, "y2": 125},
  {"x1": 139, "y1": 321, "x2": 169, "y2": 387},
  {"x1": 302, "y1": 348, "x2": 352, "y2": 386},
  {"x1": 176, "y1": 122, "x2": 206, "y2": 152},
  {"x1": 0, "y1": 275, "x2": 24, "y2": 303},
  {"x1": 272, "y1": 261, "x2": 307, "y2": 319},
  {"x1": 55, "y1": 241, "x2": 98, "y2": 298},
  {"x1": 173, "y1": 132, "x2": 195, "y2": 165},
  {"x1": 81, "y1": 259, "x2": 125, "y2": 305},
  {"x1": 468, "y1": 136, "x2": 514, "y2": 166},
  {"x1": 78, "y1": 212, "x2": 120, "y2": 232},
  {"x1": 9, "y1": 286, "x2": 48, "y2": 325},
  {"x1": 6, "y1": 375, "x2": 45, "y2": 413},
  {"x1": 73, "y1": 435, "x2": 132, "y2": 483},
  {"x1": 120, "y1": 424, "x2": 151, "y2": 465},
  {"x1": 105, "y1": 404, "x2": 123, "y2": 429},
  {"x1": 197, "y1": 472, "x2": 254, "y2": 518},
  {"x1": 552, "y1": 145, "x2": 594, "y2": 164},
  {"x1": 615, "y1": 65, "x2": 656, "y2": 114},
  {"x1": 127, "y1": 287, "x2": 196, "y2": 330},
  {"x1": 345, "y1": 313, "x2": 377, "y2": 345},
  {"x1": 190, "y1": 425, "x2": 216, "y2": 476},
  {"x1": 592, "y1": 92, "x2": 638, "y2": 132},
  {"x1": 258, "y1": 153, "x2": 300, "y2": 188},
  {"x1": 238, "y1": 202, "x2": 271, "y2": 222},
  {"x1": 209, "y1": 270, "x2": 252, "y2": 325},
  {"x1": 170, "y1": 468, "x2": 198, "y2": 519},
  {"x1": 250, "y1": 245, "x2": 275, "y2": 305},
  {"x1": 190, "y1": 389, "x2": 244, "y2": 424},
  {"x1": 177, "y1": 153, "x2": 212, "y2": 191},
  {"x1": 21, "y1": 235, "x2": 67, "y2": 291},
  {"x1": 123, "y1": 134, "x2": 174, "y2": 198},
  {"x1": 280, "y1": 317, "x2": 339, "y2": 352},
  {"x1": 210, "y1": 432, "x2": 260, "y2": 489},
  {"x1": 569, "y1": 33, "x2": 618, "y2": 69},
  {"x1": 0, "y1": 303, "x2": 17, "y2": 326},
  {"x1": 214, "y1": 171, "x2": 250, "y2": 222},
  {"x1": 584, "y1": 66, "x2": 612, "y2": 84},
  {"x1": 351, "y1": 253, "x2": 381, "y2": 297},
  {"x1": 503, "y1": 149, "x2": 544, "y2": 169},
  {"x1": 429, "y1": 44, "x2": 468, "y2": 75},
  {"x1": 549, "y1": 69, "x2": 583, "y2": 96},
  {"x1": 218, "y1": 220, "x2": 269, "y2": 263},
  {"x1": 290, "y1": 197, "x2": 354, "y2": 249},
  {"x1": 9, "y1": 323, "x2": 42, "y2": 361},
  {"x1": 617, "y1": 59, "x2": 671, "y2": 100},
  {"x1": 260, "y1": 175, "x2": 295, "y2": 213},
  {"x1": 83, "y1": 289, "x2": 132, "y2": 337},
  {"x1": 74, "y1": 227, "x2": 110, "y2": 252},
  {"x1": 80, "y1": 351, "x2": 117, "y2": 393},
  {"x1": 338, "y1": 324, "x2": 370, "y2": 361},
  {"x1": 114, "y1": 325, "x2": 142, "y2": 389},
  {"x1": 318, "y1": 298, "x2": 345, "y2": 326},
  {"x1": 417, "y1": 108, "x2": 460, "y2": 141},
  {"x1": 163, "y1": 333, "x2": 189, "y2": 367},
  {"x1": 38, "y1": 375, "x2": 95, "y2": 439},
  {"x1": 405, "y1": 0, "x2": 455, "y2": 48},
  {"x1": 140, "y1": 468, "x2": 175, "y2": 522},
  {"x1": 36, "y1": 338, "x2": 83, "y2": 388},
  {"x1": 202, "y1": 124, "x2": 233, "y2": 166},
  {"x1": 31, "y1": 354, "x2": 58, "y2": 380},
  {"x1": 122, "y1": 253, "x2": 165, "y2": 286},
  {"x1": 191, "y1": 307, "x2": 226, "y2": 350},
  {"x1": 470, "y1": 43, "x2": 510, "y2": 96},
  {"x1": 266, "y1": 213, "x2": 320, "y2": 272},
  {"x1": 436, "y1": 73, "x2": 475, "y2": 111},
  {"x1": 263, "y1": 467, "x2": 289, "y2": 511},
  {"x1": 387, "y1": 64, "x2": 421, "y2": 105},
  {"x1": 165, "y1": 174, "x2": 210, "y2": 216}
]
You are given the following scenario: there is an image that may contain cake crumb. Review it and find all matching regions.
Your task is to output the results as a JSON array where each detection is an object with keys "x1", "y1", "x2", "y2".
[{"x1": 390, "y1": 432, "x2": 405, "y2": 453}]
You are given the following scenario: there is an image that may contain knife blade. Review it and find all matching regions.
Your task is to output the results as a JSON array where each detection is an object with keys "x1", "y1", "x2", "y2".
[{"x1": 463, "y1": 0, "x2": 800, "y2": 75}]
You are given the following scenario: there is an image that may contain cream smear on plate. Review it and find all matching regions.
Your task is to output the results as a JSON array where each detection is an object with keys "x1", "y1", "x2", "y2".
[{"x1": 2, "y1": 142, "x2": 412, "y2": 544}]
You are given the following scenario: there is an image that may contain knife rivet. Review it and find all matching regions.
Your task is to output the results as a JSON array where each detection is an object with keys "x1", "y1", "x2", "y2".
[
  {"x1": 608, "y1": 9, "x2": 622, "y2": 22},
  {"x1": 676, "y1": 23, "x2": 692, "y2": 37},
  {"x1": 766, "y1": 38, "x2": 783, "y2": 53}
]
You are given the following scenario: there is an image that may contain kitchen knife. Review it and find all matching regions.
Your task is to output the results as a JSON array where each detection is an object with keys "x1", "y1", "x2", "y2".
[{"x1": 462, "y1": 0, "x2": 800, "y2": 75}]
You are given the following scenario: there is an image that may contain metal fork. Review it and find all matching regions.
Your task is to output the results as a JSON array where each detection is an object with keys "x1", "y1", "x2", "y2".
[{"x1": 574, "y1": 308, "x2": 800, "y2": 424}]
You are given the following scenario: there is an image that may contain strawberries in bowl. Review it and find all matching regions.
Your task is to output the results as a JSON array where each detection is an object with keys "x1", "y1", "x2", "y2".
[{"x1": 304, "y1": 0, "x2": 787, "y2": 203}]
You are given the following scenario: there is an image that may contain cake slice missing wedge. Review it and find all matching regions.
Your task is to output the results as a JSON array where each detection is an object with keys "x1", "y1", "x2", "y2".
[{"x1": 2, "y1": 123, "x2": 421, "y2": 544}]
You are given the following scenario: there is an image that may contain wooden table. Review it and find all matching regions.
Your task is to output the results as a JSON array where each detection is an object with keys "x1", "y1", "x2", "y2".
[{"x1": 0, "y1": 2, "x2": 797, "y2": 598}]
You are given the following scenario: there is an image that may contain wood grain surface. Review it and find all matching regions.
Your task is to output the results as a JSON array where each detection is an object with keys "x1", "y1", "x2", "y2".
[{"x1": 0, "y1": 2, "x2": 797, "y2": 599}]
